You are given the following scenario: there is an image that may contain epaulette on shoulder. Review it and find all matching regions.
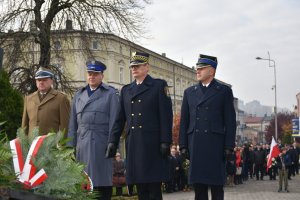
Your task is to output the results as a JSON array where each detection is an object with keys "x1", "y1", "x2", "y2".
[
  {"x1": 57, "y1": 91, "x2": 67, "y2": 95},
  {"x1": 154, "y1": 78, "x2": 165, "y2": 82},
  {"x1": 108, "y1": 85, "x2": 120, "y2": 95},
  {"x1": 108, "y1": 85, "x2": 116, "y2": 90},
  {"x1": 122, "y1": 83, "x2": 131, "y2": 89}
]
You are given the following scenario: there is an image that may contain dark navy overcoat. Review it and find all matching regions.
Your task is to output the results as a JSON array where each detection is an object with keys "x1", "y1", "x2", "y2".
[
  {"x1": 109, "y1": 75, "x2": 173, "y2": 184},
  {"x1": 179, "y1": 79, "x2": 236, "y2": 185}
]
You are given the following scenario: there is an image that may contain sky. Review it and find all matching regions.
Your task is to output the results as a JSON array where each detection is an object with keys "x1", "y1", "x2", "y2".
[{"x1": 139, "y1": 0, "x2": 300, "y2": 110}]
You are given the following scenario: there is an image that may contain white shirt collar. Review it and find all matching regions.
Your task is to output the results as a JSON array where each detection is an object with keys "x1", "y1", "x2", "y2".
[{"x1": 202, "y1": 82, "x2": 210, "y2": 87}]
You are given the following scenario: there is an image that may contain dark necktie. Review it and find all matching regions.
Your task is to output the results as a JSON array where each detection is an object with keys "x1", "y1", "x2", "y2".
[{"x1": 202, "y1": 85, "x2": 207, "y2": 94}]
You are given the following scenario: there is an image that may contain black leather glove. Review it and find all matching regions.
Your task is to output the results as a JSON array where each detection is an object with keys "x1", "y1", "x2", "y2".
[
  {"x1": 224, "y1": 148, "x2": 233, "y2": 161},
  {"x1": 180, "y1": 147, "x2": 189, "y2": 160},
  {"x1": 105, "y1": 143, "x2": 117, "y2": 158},
  {"x1": 160, "y1": 143, "x2": 170, "y2": 158}
]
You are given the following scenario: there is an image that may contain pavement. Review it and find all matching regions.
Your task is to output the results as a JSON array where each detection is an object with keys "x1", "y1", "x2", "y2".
[{"x1": 162, "y1": 174, "x2": 300, "y2": 200}]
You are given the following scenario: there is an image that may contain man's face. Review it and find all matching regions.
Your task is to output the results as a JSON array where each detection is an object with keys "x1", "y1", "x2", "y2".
[
  {"x1": 171, "y1": 149, "x2": 176, "y2": 156},
  {"x1": 196, "y1": 66, "x2": 215, "y2": 83},
  {"x1": 36, "y1": 78, "x2": 53, "y2": 93},
  {"x1": 130, "y1": 63, "x2": 149, "y2": 79},
  {"x1": 87, "y1": 71, "x2": 103, "y2": 88}
]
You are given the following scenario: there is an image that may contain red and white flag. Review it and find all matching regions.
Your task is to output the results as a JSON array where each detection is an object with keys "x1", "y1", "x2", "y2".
[{"x1": 266, "y1": 137, "x2": 280, "y2": 172}]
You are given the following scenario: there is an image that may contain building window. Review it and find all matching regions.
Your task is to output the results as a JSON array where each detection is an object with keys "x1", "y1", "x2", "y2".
[
  {"x1": 54, "y1": 41, "x2": 61, "y2": 50},
  {"x1": 92, "y1": 41, "x2": 99, "y2": 49},
  {"x1": 119, "y1": 60, "x2": 125, "y2": 84},
  {"x1": 119, "y1": 67, "x2": 124, "y2": 84}
]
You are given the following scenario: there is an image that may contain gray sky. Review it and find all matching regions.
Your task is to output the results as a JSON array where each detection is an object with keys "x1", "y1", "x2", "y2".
[{"x1": 140, "y1": 0, "x2": 300, "y2": 110}]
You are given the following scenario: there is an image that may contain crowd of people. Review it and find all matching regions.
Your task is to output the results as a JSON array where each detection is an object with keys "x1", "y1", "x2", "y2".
[
  {"x1": 111, "y1": 141, "x2": 300, "y2": 196},
  {"x1": 225, "y1": 142, "x2": 300, "y2": 191}
]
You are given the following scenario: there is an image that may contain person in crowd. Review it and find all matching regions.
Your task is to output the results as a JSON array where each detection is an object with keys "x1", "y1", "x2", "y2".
[
  {"x1": 286, "y1": 145, "x2": 294, "y2": 180},
  {"x1": 254, "y1": 144, "x2": 265, "y2": 180},
  {"x1": 113, "y1": 152, "x2": 126, "y2": 196},
  {"x1": 226, "y1": 149, "x2": 236, "y2": 187},
  {"x1": 68, "y1": 60, "x2": 119, "y2": 200},
  {"x1": 106, "y1": 52, "x2": 173, "y2": 200},
  {"x1": 179, "y1": 54, "x2": 236, "y2": 200},
  {"x1": 166, "y1": 148, "x2": 179, "y2": 193},
  {"x1": 276, "y1": 147, "x2": 290, "y2": 192},
  {"x1": 242, "y1": 144, "x2": 250, "y2": 181},
  {"x1": 292, "y1": 142, "x2": 300, "y2": 175},
  {"x1": 22, "y1": 67, "x2": 70, "y2": 136},
  {"x1": 235, "y1": 147, "x2": 243, "y2": 185},
  {"x1": 248, "y1": 145, "x2": 255, "y2": 179},
  {"x1": 267, "y1": 153, "x2": 277, "y2": 180}
]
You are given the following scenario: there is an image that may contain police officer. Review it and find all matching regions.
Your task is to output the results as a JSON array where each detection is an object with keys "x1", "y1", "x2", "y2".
[
  {"x1": 22, "y1": 67, "x2": 70, "y2": 136},
  {"x1": 68, "y1": 60, "x2": 119, "y2": 200},
  {"x1": 106, "y1": 52, "x2": 173, "y2": 200},
  {"x1": 179, "y1": 54, "x2": 236, "y2": 200}
]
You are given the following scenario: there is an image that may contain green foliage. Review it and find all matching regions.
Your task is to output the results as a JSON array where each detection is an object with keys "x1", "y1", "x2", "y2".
[
  {"x1": 1, "y1": 128, "x2": 96, "y2": 199},
  {"x1": 0, "y1": 69, "x2": 23, "y2": 140},
  {"x1": 0, "y1": 129, "x2": 15, "y2": 187},
  {"x1": 282, "y1": 132, "x2": 293, "y2": 145}
]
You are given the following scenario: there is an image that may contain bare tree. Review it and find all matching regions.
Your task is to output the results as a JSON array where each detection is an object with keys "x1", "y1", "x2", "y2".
[{"x1": 0, "y1": 0, "x2": 150, "y2": 94}]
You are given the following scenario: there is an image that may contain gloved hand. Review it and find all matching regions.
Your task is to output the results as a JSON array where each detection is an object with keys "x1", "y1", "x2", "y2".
[
  {"x1": 224, "y1": 148, "x2": 233, "y2": 161},
  {"x1": 180, "y1": 147, "x2": 189, "y2": 160},
  {"x1": 105, "y1": 143, "x2": 117, "y2": 158},
  {"x1": 160, "y1": 143, "x2": 170, "y2": 158}
]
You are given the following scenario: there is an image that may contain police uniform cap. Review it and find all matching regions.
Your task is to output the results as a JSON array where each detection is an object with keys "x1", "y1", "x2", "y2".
[
  {"x1": 35, "y1": 67, "x2": 54, "y2": 79},
  {"x1": 196, "y1": 54, "x2": 218, "y2": 69},
  {"x1": 130, "y1": 52, "x2": 149, "y2": 66},
  {"x1": 86, "y1": 60, "x2": 107, "y2": 72}
]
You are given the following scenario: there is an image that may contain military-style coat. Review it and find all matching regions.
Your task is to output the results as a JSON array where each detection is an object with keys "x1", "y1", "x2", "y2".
[
  {"x1": 22, "y1": 88, "x2": 70, "y2": 136},
  {"x1": 109, "y1": 75, "x2": 173, "y2": 184},
  {"x1": 68, "y1": 83, "x2": 119, "y2": 187},
  {"x1": 179, "y1": 79, "x2": 236, "y2": 186}
]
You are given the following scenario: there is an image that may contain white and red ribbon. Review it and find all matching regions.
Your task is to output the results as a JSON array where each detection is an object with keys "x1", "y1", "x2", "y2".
[
  {"x1": 10, "y1": 136, "x2": 48, "y2": 188},
  {"x1": 82, "y1": 171, "x2": 93, "y2": 192}
]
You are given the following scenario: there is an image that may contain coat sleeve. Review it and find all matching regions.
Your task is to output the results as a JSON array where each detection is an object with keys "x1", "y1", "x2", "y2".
[
  {"x1": 108, "y1": 88, "x2": 126, "y2": 146},
  {"x1": 67, "y1": 94, "x2": 78, "y2": 147},
  {"x1": 21, "y1": 95, "x2": 29, "y2": 135},
  {"x1": 59, "y1": 94, "x2": 71, "y2": 137},
  {"x1": 224, "y1": 87, "x2": 236, "y2": 150},
  {"x1": 179, "y1": 89, "x2": 189, "y2": 149},
  {"x1": 158, "y1": 80, "x2": 173, "y2": 144},
  {"x1": 108, "y1": 90, "x2": 120, "y2": 139}
]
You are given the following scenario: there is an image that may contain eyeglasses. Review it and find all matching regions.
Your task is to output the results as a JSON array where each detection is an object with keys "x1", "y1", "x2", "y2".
[{"x1": 129, "y1": 65, "x2": 143, "y2": 69}]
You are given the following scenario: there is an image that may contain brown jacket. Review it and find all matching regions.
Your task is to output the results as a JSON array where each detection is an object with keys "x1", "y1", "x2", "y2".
[{"x1": 22, "y1": 88, "x2": 70, "y2": 136}]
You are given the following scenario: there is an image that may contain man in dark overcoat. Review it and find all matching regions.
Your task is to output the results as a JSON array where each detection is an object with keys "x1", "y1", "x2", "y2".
[
  {"x1": 179, "y1": 54, "x2": 236, "y2": 200},
  {"x1": 68, "y1": 61, "x2": 119, "y2": 200},
  {"x1": 106, "y1": 52, "x2": 173, "y2": 200}
]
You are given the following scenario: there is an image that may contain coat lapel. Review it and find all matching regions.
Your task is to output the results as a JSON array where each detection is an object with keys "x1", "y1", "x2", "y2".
[
  {"x1": 84, "y1": 83, "x2": 110, "y2": 109},
  {"x1": 197, "y1": 79, "x2": 221, "y2": 105},
  {"x1": 128, "y1": 75, "x2": 153, "y2": 100},
  {"x1": 39, "y1": 89, "x2": 57, "y2": 107}
]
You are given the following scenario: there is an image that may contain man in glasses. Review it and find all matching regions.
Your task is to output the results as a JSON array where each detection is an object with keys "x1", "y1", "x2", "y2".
[{"x1": 106, "y1": 52, "x2": 173, "y2": 200}]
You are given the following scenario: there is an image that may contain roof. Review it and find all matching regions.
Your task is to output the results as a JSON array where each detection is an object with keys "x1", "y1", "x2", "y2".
[{"x1": 244, "y1": 116, "x2": 264, "y2": 124}]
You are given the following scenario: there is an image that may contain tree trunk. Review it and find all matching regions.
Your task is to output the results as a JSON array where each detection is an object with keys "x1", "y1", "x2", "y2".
[{"x1": 38, "y1": 26, "x2": 51, "y2": 67}]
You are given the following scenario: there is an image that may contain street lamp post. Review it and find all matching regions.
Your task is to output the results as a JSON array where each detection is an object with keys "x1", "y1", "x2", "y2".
[{"x1": 256, "y1": 52, "x2": 278, "y2": 141}]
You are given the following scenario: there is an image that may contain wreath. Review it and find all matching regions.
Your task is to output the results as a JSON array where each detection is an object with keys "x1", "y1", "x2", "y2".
[{"x1": 0, "y1": 128, "x2": 95, "y2": 199}]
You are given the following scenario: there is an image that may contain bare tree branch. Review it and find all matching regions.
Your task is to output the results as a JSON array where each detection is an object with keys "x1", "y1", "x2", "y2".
[{"x1": 0, "y1": 0, "x2": 150, "y2": 95}]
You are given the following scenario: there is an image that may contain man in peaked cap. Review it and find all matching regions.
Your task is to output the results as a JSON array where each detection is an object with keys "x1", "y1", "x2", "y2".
[
  {"x1": 179, "y1": 54, "x2": 236, "y2": 200},
  {"x1": 68, "y1": 60, "x2": 119, "y2": 200},
  {"x1": 22, "y1": 67, "x2": 70, "y2": 136},
  {"x1": 106, "y1": 52, "x2": 173, "y2": 200}
]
